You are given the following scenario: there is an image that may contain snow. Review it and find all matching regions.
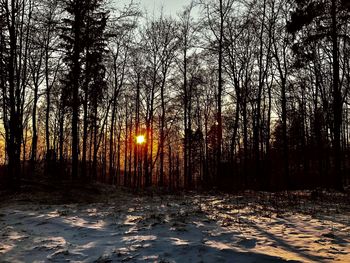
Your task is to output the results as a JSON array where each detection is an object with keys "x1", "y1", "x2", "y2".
[{"x1": 0, "y1": 191, "x2": 349, "y2": 262}]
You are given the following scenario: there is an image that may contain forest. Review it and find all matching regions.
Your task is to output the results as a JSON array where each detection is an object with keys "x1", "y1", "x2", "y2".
[
  {"x1": 0, "y1": 0, "x2": 349, "y2": 191},
  {"x1": 1, "y1": 0, "x2": 350, "y2": 262}
]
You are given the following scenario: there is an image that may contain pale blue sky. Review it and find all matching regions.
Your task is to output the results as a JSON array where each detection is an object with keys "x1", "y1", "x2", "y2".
[{"x1": 119, "y1": 0, "x2": 192, "y2": 16}]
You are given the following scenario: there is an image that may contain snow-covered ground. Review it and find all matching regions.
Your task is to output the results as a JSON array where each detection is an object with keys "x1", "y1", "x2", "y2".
[{"x1": 0, "y1": 191, "x2": 349, "y2": 262}]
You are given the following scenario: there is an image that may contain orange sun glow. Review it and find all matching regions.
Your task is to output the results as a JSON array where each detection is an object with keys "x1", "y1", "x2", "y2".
[{"x1": 136, "y1": 135, "x2": 145, "y2": 144}]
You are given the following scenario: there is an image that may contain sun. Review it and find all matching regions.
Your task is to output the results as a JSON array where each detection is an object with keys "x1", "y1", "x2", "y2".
[{"x1": 136, "y1": 135, "x2": 145, "y2": 145}]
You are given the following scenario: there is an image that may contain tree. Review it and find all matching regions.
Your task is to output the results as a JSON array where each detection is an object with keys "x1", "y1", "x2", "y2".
[
  {"x1": 271, "y1": 0, "x2": 293, "y2": 187},
  {"x1": 178, "y1": 2, "x2": 199, "y2": 188},
  {"x1": 1, "y1": 0, "x2": 33, "y2": 186},
  {"x1": 201, "y1": 0, "x2": 235, "y2": 178},
  {"x1": 61, "y1": 0, "x2": 107, "y2": 179},
  {"x1": 61, "y1": 0, "x2": 85, "y2": 178},
  {"x1": 287, "y1": 0, "x2": 349, "y2": 189},
  {"x1": 83, "y1": 0, "x2": 108, "y2": 179}
]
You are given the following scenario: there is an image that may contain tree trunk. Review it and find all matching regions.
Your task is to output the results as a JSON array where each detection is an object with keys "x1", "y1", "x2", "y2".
[
  {"x1": 71, "y1": 0, "x2": 82, "y2": 179},
  {"x1": 331, "y1": 0, "x2": 343, "y2": 190}
]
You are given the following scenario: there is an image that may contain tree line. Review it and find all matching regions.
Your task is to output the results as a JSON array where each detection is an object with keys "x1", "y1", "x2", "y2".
[{"x1": 0, "y1": 0, "x2": 349, "y2": 191}]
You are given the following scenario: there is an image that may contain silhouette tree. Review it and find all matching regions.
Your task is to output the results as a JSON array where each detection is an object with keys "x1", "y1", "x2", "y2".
[{"x1": 287, "y1": 0, "x2": 349, "y2": 189}]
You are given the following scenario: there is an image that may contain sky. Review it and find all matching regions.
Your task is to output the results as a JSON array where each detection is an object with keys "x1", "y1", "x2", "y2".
[{"x1": 119, "y1": 0, "x2": 192, "y2": 16}]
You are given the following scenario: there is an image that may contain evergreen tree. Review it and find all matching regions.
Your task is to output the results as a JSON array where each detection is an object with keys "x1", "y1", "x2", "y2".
[
  {"x1": 287, "y1": 0, "x2": 348, "y2": 189},
  {"x1": 61, "y1": 0, "x2": 107, "y2": 179}
]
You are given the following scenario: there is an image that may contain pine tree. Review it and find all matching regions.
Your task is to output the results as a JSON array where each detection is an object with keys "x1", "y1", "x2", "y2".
[
  {"x1": 287, "y1": 0, "x2": 348, "y2": 190},
  {"x1": 61, "y1": 0, "x2": 107, "y2": 179},
  {"x1": 85, "y1": 0, "x2": 108, "y2": 179}
]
